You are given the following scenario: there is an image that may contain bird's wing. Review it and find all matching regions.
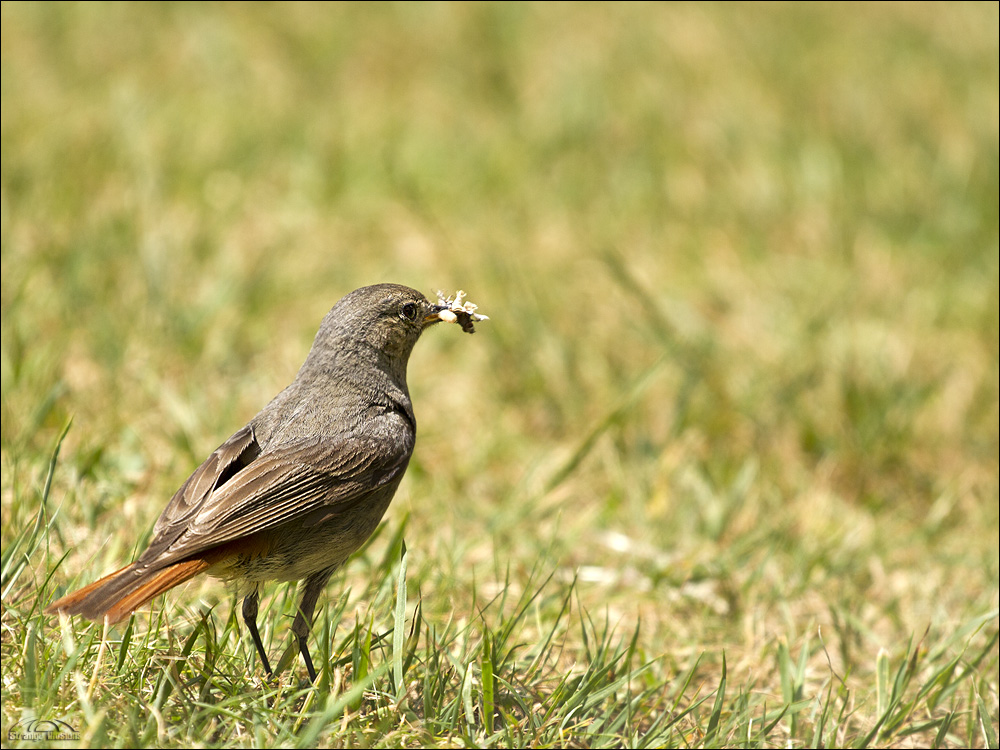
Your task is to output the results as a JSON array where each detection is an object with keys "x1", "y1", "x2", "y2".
[
  {"x1": 150, "y1": 424, "x2": 262, "y2": 538},
  {"x1": 136, "y1": 424, "x2": 409, "y2": 571}
]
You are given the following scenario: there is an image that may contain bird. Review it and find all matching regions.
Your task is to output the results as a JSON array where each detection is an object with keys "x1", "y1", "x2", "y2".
[{"x1": 45, "y1": 283, "x2": 484, "y2": 681}]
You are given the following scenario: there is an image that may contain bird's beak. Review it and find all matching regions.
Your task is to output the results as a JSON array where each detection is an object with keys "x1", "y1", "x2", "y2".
[{"x1": 423, "y1": 304, "x2": 452, "y2": 328}]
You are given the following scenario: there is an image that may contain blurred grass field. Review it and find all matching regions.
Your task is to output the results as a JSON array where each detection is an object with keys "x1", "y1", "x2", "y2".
[{"x1": 2, "y1": 2, "x2": 998, "y2": 747}]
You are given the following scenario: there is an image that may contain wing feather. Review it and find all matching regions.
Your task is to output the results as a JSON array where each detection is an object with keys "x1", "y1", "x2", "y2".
[
  {"x1": 151, "y1": 424, "x2": 261, "y2": 537},
  {"x1": 136, "y1": 425, "x2": 410, "y2": 572}
]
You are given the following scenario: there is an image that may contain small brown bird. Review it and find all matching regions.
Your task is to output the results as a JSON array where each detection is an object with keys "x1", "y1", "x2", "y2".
[{"x1": 46, "y1": 283, "x2": 485, "y2": 681}]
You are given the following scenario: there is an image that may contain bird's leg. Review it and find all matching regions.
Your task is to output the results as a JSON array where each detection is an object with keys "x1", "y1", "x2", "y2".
[
  {"x1": 291, "y1": 568, "x2": 335, "y2": 682},
  {"x1": 242, "y1": 588, "x2": 273, "y2": 676}
]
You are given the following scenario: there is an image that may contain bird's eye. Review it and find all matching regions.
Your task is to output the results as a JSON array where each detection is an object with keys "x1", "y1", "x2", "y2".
[{"x1": 400, "y1": 302, "x2": 418, "y2": 321}]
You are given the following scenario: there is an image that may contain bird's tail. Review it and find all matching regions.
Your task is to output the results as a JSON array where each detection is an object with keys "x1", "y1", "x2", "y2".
[{"x1": 45, "y1": 558, "x2": 213, "y2": 624}]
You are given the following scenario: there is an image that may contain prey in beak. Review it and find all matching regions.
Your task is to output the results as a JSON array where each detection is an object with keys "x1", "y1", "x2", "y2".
[{"x1": 425, "y1": 290, "x2": 489, "y2": 334}]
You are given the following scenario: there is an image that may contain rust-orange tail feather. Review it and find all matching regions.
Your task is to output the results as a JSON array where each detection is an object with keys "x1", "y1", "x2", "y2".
[{"x1": 45, "y1": 559, "x2": 213, "y2": 624}]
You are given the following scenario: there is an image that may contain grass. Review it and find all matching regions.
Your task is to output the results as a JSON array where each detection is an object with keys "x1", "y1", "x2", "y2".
[{"x1": 2, "y1": 1, "x2": 998, "y2": 747}]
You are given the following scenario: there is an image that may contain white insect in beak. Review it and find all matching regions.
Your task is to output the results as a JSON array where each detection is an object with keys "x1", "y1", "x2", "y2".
[{"x1": 433, "y1": 290, "x2": 489, "y2": 333}]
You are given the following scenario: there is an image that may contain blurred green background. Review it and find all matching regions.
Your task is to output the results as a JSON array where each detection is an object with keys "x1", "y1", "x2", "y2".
[{"x1": 2, "y1": 2, "x2": 997, "y2": 746}]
